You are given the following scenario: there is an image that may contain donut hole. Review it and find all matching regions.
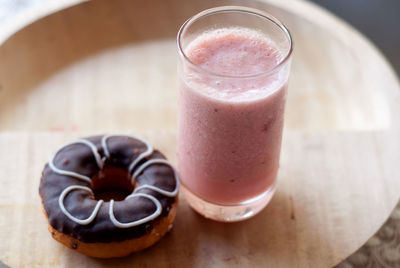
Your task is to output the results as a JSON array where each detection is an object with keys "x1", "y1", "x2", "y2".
[{"x1": 90, "y1": 167, "x2": 134, "y2": 201}]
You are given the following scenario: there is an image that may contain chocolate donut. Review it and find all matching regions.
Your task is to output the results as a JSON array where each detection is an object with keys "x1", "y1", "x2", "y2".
[{"x1": 39, "y1": 135, "x2": 179, "y2": 258}]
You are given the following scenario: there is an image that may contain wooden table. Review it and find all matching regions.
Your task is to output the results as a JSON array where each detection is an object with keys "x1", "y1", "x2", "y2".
[{"x1": 0, "y1": 0, "x2": 399, "y2": 267}]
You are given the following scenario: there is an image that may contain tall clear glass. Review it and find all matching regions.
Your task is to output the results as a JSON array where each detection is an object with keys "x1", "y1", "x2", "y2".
[{"x1": 177, "y1": 6, "x2": 293, "y2": 221}]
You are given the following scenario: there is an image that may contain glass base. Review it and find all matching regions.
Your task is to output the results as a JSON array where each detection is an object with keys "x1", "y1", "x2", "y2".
[{"x1": 182, "y1": 183, "x2": 276, "y2": 222}]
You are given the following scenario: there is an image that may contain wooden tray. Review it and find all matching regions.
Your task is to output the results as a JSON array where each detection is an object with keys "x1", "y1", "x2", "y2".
[{"x1": 0, "y1": 0, "x2": 399, "y2": 267}]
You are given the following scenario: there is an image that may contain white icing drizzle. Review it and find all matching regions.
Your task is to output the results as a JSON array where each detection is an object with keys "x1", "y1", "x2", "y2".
[
  {"x1": 49, "y1": 139, "x2": 104, "y2": 184},
  {"x1": 109, "y1": 193, "x2": 162, "y2": 228},
  {"x1": 48, "y1": 135, "x2": 179, "y2": 229},
  {"x1": 59, "y1": 185, "x2": 104, "y2": 225},
  {"x1": 132, "y1": 159, "x2": 180, "y2": 197},
  {"x1": 128, "y1": 146, "x2": 153, "y2": 175},
  {"x1": 101, "y1": 135, "x2": 154, "y2": 176}
]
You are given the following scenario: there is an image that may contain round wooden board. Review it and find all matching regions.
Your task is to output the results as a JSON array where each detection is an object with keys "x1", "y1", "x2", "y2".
[{"x1": 0, "y1": 0, "x2": 399, "y2": 267}]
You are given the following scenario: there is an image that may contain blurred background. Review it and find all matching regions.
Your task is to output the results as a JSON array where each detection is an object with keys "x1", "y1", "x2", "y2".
[
  {"x1": 1, "y1": 0, "x2": 399, "y2": 74},
  {"x1": 310, "y1": 0, "x2": 400, "y2": 75}
]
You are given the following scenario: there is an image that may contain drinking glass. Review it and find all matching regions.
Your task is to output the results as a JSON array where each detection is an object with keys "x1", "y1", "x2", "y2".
[{"x1": 177, "y1": 6, "x2": 293, "y2": 221}]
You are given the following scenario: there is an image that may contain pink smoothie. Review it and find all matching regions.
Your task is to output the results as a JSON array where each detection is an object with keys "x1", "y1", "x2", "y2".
[{"x1": 178, "y1": 28, "x2": 288, "y2": 205}]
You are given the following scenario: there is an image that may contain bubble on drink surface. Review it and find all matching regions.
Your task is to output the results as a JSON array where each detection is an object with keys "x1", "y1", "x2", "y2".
[{"x1": 183, "y1": 27, "x2": 287, "y2": 102}]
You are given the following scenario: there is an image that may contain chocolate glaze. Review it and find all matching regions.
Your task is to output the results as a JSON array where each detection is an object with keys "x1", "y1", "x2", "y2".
[{"x1": 39, "y1": 135, "x2": 177, "y2": 243}]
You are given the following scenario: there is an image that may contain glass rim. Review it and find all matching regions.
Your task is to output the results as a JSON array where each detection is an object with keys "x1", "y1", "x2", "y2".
[{"x1": 177, "y1": 6, "x2": 294, "y2": 79}]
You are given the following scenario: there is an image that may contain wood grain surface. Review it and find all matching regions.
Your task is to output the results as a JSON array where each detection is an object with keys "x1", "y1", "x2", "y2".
[{"x1": 0, "y1": 0, "x2": 399, "y2": 267}]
